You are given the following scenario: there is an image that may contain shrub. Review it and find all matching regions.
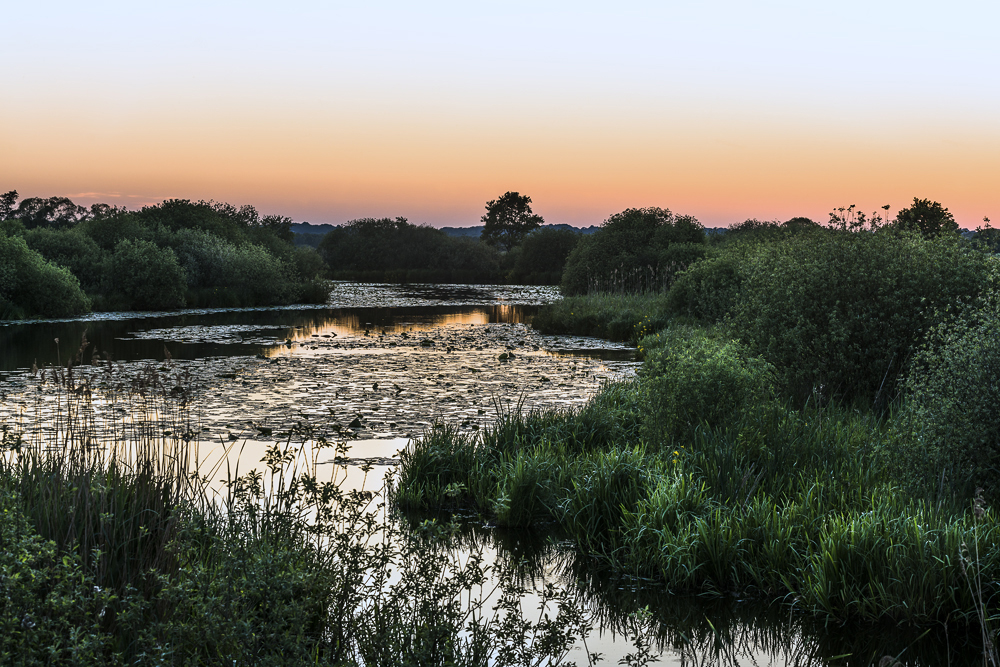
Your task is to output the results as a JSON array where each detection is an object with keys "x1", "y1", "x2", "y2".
[
  {"x1": 507, "y1": 227, "x2": 580, "y2": 284},
  {"x1": 0, "y1": 234, "x2": 91, "y2": 318},
  {"x1": 897, "y1": 263, "x2": 1000, "y2": 500},
  {"x1": 319, "y1": 218, "x2": 503, "y2": 283},
  {"x1": 639, "y1": 327, "x2": 774, "y2": 446},
  {"x1": 893, "y1": 197, "x2": 959, "y2": 238},
  {"x1": 107, "y1": 238, "x2": 187, "y2": 310},
  {"x1": 530, "y1": 292, "x2": 672, "y2": 343},
  {"x1": 292, "y1": 245, "x2": 325, "y2": 279},
  {"x1": 665, "y1": 251, "x2": 744, "y2": 323},
  {"x1": 169, "y1": 229, "x2": 303, "y2": 307},
  {"x1": 561, "y1": 208, "x2": 705, "y2": 295},
  {"x1": 730, "y1": 227, "x2": 989, "y2": 405},
  {"x1": 0, "y1": 492, "x2": 114, "y2": 664},
  {"x1": 23, "y1": 226, "x2": 105, "y2": 292},
  {"x1": 78, "y1": 211, "x2": 153, "y2": 250}
]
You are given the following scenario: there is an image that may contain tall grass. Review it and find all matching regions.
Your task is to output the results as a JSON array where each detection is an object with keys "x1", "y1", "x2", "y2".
[
  {"x1": 1, "y1": 350, "x2": 597, "y2": 665},
  {"x1": 396, "y1": 386, "x2": 1000, "y2": 630}
]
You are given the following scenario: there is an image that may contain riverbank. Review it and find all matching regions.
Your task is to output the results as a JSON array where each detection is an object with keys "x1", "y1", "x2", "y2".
[
  {"x1": 399, "y1": 284, "x2": 1000, "y2": 660},
  {"x1": 0, "y1": 368, "x2": 605, "y2": 665}
]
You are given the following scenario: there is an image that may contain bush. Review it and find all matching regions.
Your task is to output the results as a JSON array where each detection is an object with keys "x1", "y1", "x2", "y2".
[
  {"x1": 107, "y1": 239, "x2": 187, "y2": 310},
  {"x1": 0, "y1": 492, "x2": 114, "y2": 664},
  {"x1": 639, "y1": 327, "x2": 774, "y2": 446},
  {"x1": 78, "y1": 211, "x2": 153, "y2": 251},
  {"x1": 319, "y1": 218, "x2": 503, "y2": 283},
  {"x1": 292, "y1": 245, "x2": 325, "y2": 280},
  {"x1": 23, "y1": 226, "x2": 105, "y2": 292},
  {"x1": 530, "y1": 292, "x2": 672, "y2": 343},
  {"x1": 897, "y1": 263, "x2": 1000, "y2": 500},
  {"x1": 665, "y1": 251, "x2": 745, "y2": 323},
  {"x1": 507, "y1": 227, "x2": 580, "y2": 284},
  {"x1": 561, "y1": 208, "x2": 705, "y2": 295},
  {"x1": 0, "y1": 234, "x2": 91, "y2": 318},
  {"x1": 730, "y1": 227, "x2": 989, "y2": 405}
]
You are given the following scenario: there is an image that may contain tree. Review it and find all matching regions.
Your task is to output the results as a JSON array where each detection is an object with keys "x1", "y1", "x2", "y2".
[
  {"x1": 14, "y1": 196, "x2": 91, "y2": 229},
  {"x1": 480, "y1": 192, "x2": 543, "y2": 252},
  {"x1": 893, "y1": 197, "x2": 958, "y2": 238},
  {"x1": 0, "y1": 190, "x2": 18, "y2": 220}
]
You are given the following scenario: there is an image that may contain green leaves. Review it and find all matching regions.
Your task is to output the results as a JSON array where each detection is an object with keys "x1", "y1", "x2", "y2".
[{"x1": 479, "y1": 191, "x2": 544, "y2": 253}]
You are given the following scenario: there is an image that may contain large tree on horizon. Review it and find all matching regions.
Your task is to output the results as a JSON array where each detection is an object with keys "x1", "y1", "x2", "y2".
[{"x1": 479, "y1": 191, "x2": 543, "y2": 252}]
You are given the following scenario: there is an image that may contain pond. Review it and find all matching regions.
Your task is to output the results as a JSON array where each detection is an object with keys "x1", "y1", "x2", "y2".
[{"x1": 0, "y1": 282, "x2": 983, "y2": 665}]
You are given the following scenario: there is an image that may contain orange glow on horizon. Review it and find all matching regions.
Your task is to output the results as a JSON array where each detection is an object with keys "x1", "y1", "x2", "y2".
[{"x1": 2, "y1": 104, "x2": 997, "y2": 229}]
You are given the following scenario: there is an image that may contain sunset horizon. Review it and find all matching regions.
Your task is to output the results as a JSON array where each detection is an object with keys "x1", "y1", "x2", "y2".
[{"x1": 4, "y1": 2, "x2": 997, "y2": 229}]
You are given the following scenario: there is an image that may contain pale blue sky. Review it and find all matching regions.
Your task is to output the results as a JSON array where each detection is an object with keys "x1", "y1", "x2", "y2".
[{"x1": 3, "y1": 1, "x2": 998, "y2": 226}]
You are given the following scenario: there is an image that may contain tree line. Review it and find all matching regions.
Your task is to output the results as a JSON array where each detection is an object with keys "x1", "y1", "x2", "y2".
[
  {"x1": 0, "y1": 192, "x2": 328, "y2": 318},
  {"x1": 3, "y1": 186, "x2": 987, "y2": 321}
]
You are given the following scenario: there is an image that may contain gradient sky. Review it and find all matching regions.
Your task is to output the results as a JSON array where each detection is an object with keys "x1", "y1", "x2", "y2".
[{"x1": 3, "y1": 1, "x2": 998, "y2": 228}]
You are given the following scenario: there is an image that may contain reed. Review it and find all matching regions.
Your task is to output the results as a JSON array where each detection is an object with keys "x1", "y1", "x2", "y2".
[
  {"x1": 1, "y1": 349, "x2": 597, "y2": 665},
  {"x1": 396, "y1": 383, "x2": 1000, "y2": 630}
]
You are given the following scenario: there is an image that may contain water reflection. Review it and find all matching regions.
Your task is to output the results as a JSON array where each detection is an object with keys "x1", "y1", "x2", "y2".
[
  {"x1": 426, "y1": 520, "x2": 987, "y2": 667},
  {"x1": 0, "y1": 305, "x2": 547, "y2": 372}
]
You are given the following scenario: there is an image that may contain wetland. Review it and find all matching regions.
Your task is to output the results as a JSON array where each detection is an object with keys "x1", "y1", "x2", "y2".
[{"x1": 0, "y1": 282, "x2": 992, "y2": 666}]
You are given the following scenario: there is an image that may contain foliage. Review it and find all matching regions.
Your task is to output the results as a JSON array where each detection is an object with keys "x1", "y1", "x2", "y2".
[
  {"x1": 479, "y1": 191, "x2": 544, "y2": 252},
  {"x1": 0, "y1": 366, "x2": 596, "y2": 666},
  {"x1": 169, "y1": 228, "x2": 302, "y2": 306},
  {"x1": 0, "y1": 191, "x2": 325, "y2": 312},
  {"x1": 107, "y1": 239, "x2": 187, "y2": 310},
  {"x1": 730, "y1": 226, "x2": 989, "y2": 405},
  {"x1": 319, "y1": 217, "x2": 503, "y2": 283},
  {"x1": 132, "y1": 198, "x2": 293, "y2": 245},
  {"x1": 0, "y1": 190, "x2": 117, "y2": 230},
  {"x1": 896, "y1": 262, "x2": 1000, "y2": 500},
  {"x1": 23, "y1": 226, "x2": 105, "y2": 292},
  {"x1": 0, "y1": 190, "x2": 18, "y2": 219},
  {"x1": 0, "y1": 233, "x2": 91, "y2": 318},
  {"x1": 78, "y1": 211, "x2": 154, "y2": 251},
  {"x1": 0, "y1": 492, "x2": 115, "y2": 665},
  {"x1": 397, "y1": 374, "x2": 1000, "y2": 628},
  {"x1": 638, "y1": 326, "x2": 775, "y2": 445},
  {"x1": 506, "y1": 227, "x2": 579, "y2": 284},
  {"x1": 664, "y1": 251, "x2": 745, "y2": 323},
  {"x1": 561, "y1": 207, "x2": 705, "y2": 296},
  {"x1": 893, "y1": 197, "x2": 959, "y2": 238},
  {"x1": 530, "y1": 292, "x2": 672, "y2": 343}
]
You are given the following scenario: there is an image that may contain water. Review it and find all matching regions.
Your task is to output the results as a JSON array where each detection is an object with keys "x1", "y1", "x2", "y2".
[{"x1": 0, "y1": 282, "x2": 984, "y2": 665}]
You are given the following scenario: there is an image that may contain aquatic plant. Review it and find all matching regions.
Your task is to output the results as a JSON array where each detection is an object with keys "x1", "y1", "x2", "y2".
[
  {"x1": 0, "y1": 353, "x2": 600, "y2": 665},
  {"x1": 396, "y1": 379, "x2": 1000, "y2": 630}
]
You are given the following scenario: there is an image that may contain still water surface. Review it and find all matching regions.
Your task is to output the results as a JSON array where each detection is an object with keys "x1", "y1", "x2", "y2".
[{"x1": 0, "y1": 283, "x2": 981, "y2": 665}]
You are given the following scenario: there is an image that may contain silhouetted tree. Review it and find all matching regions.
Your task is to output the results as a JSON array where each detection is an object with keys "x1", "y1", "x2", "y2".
[
  {"x1": 480, "y1": 191, "x2": 543, "y2": 252},
  {"x1": 13, "y1": 196, "x2": 90, "y2": 229},
  {"x1": 893, "y1": 198, "x2": 958, "y2": 238},
  {"x1": 0, "y1": 190, "x2": 18, "y2": 220}
]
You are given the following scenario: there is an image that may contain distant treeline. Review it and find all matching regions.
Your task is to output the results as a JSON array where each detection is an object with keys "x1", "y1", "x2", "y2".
[
  {"x1": 5, "y1": 188, "x2": 991, "y2": 321},
  {"x1": 0, "y1": 192, "x2": 327, "y2": 319},
  {"x1": 314, "y1": 217, "x2": 580, "y2": 285}
]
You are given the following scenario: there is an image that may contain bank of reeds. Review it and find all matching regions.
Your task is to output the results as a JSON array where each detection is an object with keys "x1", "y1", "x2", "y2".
[
  {"x1": 396, "y1": 389, "x2": 1000, "y2": 630},
  {"x1": 0, "y1": 346, "x2": 595, "y2": 665}
]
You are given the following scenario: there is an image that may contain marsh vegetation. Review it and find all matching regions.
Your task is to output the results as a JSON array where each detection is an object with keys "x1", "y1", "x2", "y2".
[
  {"x1": 399, "y1": 202, "x2": 1000, "y2": 664},
  {"x1": 5, "y1": 191, "x2": 1000, "y2": 664}
]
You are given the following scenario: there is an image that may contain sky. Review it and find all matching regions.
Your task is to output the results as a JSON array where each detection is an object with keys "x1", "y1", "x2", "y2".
[{"x1": 2, "y1": 1, "x2": 998, "y2": 228}]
